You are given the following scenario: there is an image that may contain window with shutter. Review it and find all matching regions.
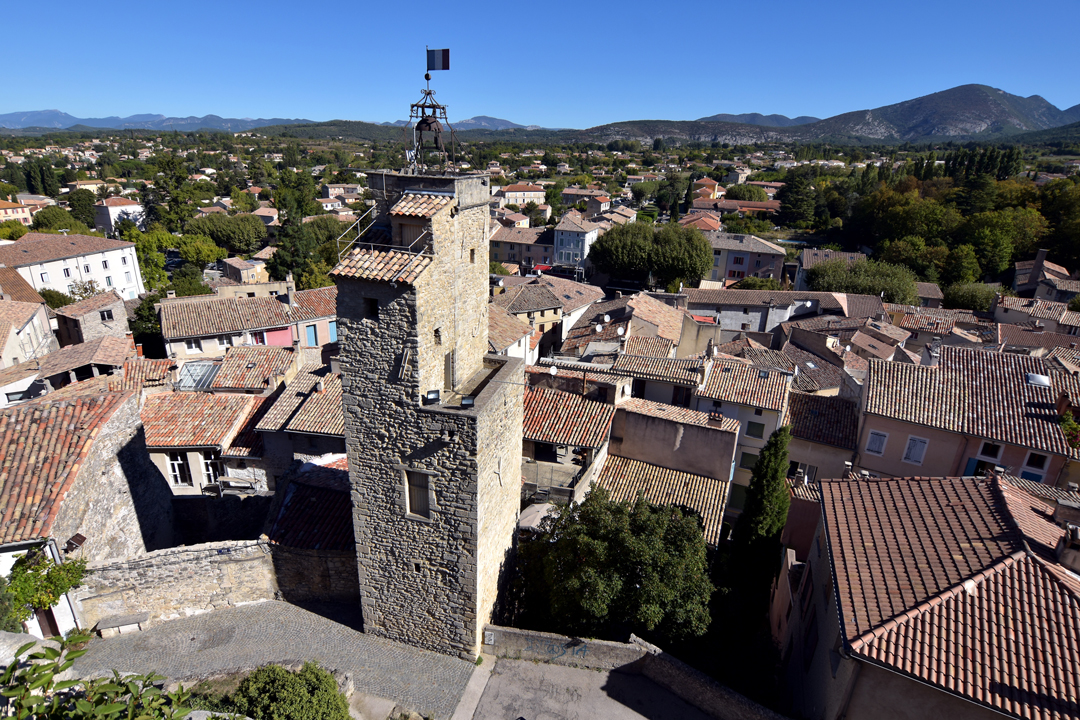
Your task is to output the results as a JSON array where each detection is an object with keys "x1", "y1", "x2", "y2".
[
  {"x1": 866, "y1": 431, "x2": 888, "y2": 456},
  {"x1": 902, "y1": 436, "x2": 928, "y2": 465}
]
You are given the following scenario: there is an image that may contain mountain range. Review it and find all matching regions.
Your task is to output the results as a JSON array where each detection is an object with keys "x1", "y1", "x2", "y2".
[
  {"x1": 3, "y1": 85, "x2": 1079, "y2": 144},
  {"x1": 0, "y1": 110, "x2": 313, "y2": 132}
]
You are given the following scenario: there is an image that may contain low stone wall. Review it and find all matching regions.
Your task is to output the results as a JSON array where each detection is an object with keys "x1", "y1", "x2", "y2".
[
  {"x1": 272, "y1": 547, "x2": 360, "y2": 603},
  {"x1": 483, "y1": 625, "x2": 789, "y2": 720},
  {"x1": 482, "y1": 624, "x2": 646, "y2": 671},
  {"x1": 73, "y1": 540, "x2": 278, "y2": 630}
]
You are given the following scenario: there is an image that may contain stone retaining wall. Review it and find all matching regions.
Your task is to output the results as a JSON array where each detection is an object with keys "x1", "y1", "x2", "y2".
[{"x1": 483, "y1": 625, "x2": 789, "y2": 720}]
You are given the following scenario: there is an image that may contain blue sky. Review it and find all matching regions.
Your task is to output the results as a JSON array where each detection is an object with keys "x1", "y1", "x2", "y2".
[{"x1": 12, "y1": 0, "x2": 1078, "y2": 128}]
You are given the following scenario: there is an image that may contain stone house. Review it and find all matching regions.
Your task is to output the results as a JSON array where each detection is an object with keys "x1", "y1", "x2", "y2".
[
  {"x1": 681, "y1": 287, "x2": 885, "y2": 335},
  {"x1": 332, "y1": 170, "x2": 524, "y2": 659},
  {"x1": 612, "y1": 353, "x2": 708, "y2": 408},
  {"x1": 0, "y1": 389, "x2": 175, "y2": 637},
  {"x1": 703, "y1": 232, "x2": 786, "y2": 284},
  {"x1": 856, "y1": 347, "x2": 1080, "y2": 484},
  {"x1": 35, "y1": 335, "x2": 132, "y2": 391},
  {"x1": 694, "y1": 359, "x2": 792, "y2": 512},
  {"x1": 0, "y1": 298, "x2": 57, "y2": 368},
  {"x1": 521, "y1": 386, "x2": 614, "y2": 504},
  {"x1": 141, "y1": 391, "x2": 272, "y2": 494},
  {"x1": 1013, "y1": 248, "x2": 1070, "y2": 295},
  {"x1": 601, "y1": 398, "x2": 739, "y2": 538},
  {"x1": 915, "y1": 281, "x2": 944, "y2": 308},
  {"x1": 491, "y1": 282, "x2": 563, "y2": 355},
  {"x1": 489, "y1": 226, "x2": 554, "y2": 268},
  {"x1": 561, "y1": 292, "x2": 684, "y2": 357},
  {"x1": 776, "y1": 474, "x2": 1080, "y2": 720},
  {"x1": 221, "y1": 256, "x2": 270, "y2": 284},
  {"x1": 54, "y1": 291, "x2": 128, "y2": 347}
]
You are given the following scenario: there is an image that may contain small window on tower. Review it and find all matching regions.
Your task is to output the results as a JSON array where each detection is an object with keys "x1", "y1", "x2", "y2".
[
  {"x1": 407, "y1": 471, "x2": 430, "y2": 519},
  {"x1": 470, "y1": 248, "x2": 476, "y2": 264},
  {"x1": 364, "y1": 297, "x2": 379, "y2": 319},
  {"x1": 434, "y1": 328, "x2": 442, "y2": 345}
]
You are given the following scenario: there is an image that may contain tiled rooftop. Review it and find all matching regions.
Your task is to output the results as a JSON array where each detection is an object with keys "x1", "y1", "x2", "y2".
[
  {"x1": 523, "y1": 387, "x2": 614, "y2": 449},
  {"x1": 330, "y1": 247, "x2": 432, "y2": 285},
  {"x1": 0, "y1": 392, "x2": 128, "y2": 545},
  {"x1": 534, "y1": 275, "x2": 603, "y2": 313},
  {"x1": 622, "y1": 335, "x2": 674, "y2": 358},
  {"x1": 488, "y1": 305, "x2": 532, "y2": 352},
  {"x1": 491, "y1": 283, "x2": 562, "y2": 314},
  {"x1": 798, "y1": 248, "x2": 866, "y2": 269},
  {"x1": 610, "y1": 354, "x2": 705, "y2": 386},
  {"x1": 864, "y1": 347, "x2": 1080, "y2": 456},
  {"x1": 786, "y1": 392, "x2": 858, "y2": 450},
  {"x1": 698, "y1": 360, "x2": 790, "y2": 412},
  {"x1": 211, "y1": 346, "x2": 296, "y2": 390},
  {"x1": 53, "y1": 291, "x2": 125, "y2": 319},
  {"x1": 268, "y1": 470, "x2": 353, "y2": 551},
  {"x1": 821, "y1": 475, "x2": 1080, "y2": 720},
  {"x1": 682, "y1": 288, "x2": 845, "y2": 312},
  {"x1": 0, "y1": 233, "x2": 133, "y2": 268},
  {"x1": 390, "y1": 192, "x2": 453, "y2": 218},
  {"x1": 37, "y1": 336, "x2": 132, "y2": 378},
  {"x1": 141, "y1": 393, "x2": 254, "y2": 449},
  {"x1": 222, "y1": 395, "x2": 274, "y2": 459},
  {"x1": 597, "y1": 455, "x2": 728, "y2": 545},
  {"x1": 255, "y1": 365, "x2": 343, "y2": 437},
  {"x1": 109, "y1": 358, "x2": 173, "y2": 391},
  {"x1": 915, "y1": 281, "x2": 944, "y2": 299},
  {"x1": 0, "y1": 267, "x2": 45, "y2": 305},
  {"x1": 160, "y1": 287, "x2": 336, "y2": 339}
]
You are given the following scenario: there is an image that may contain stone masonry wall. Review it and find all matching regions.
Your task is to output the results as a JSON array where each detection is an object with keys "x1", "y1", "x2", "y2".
[
  {"x1": 52, "y1": 392, "x2": 175, "y2": 563},
  {"x1": 272, "y1": 546, "x2": 360, "y2": 603},
  {"x1": 78, "y1": 298, "x2": 130, "y2": 344},
  {"x1": 72, "y1": 540, "x2": 277, "y2": 629}
]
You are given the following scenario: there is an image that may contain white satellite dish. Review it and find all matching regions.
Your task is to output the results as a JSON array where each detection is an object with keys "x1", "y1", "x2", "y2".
[
  {"x1": 603, "y1": 314, "x2": 611, "y2": 323},
  {"x1": 595, "y1": 324, "x2": 603, "y2": 333},
  {"x1": 617, "y1": 327, "x2": 625, "y2": 336},
  {"x1": 548, "y1": 365, "x2": 558, "y2": 376}
]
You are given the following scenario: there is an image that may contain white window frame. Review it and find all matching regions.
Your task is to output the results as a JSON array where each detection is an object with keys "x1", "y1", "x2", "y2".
[
  {"x1": 121, "y1": 256, "x2": 128, "y2": 266},
  {"x1": 63, "y1": 268, "x2": 71, "y2": 278},
  {"x1": 1021, "y1": 451, "x2": 1049, "y2": 481},
  {"x1": 99, "y1": 309, "x2": 114, "y2": 322},
  {"x1": 105, "y1": 276, "x2": 113, "y2": 286},
  {"x1": 168, "y1": 452, "x2": 193, "y2": 486},
  {"x1": 901, "y1": 435, "x2": 929, "y2": 466},
  {"x1": 83, "y1": 264, "x2": 91, "y2": 273},
  {"x1": 39, "y1": 272, "x2": 49, "y2": 283},
  {"x1": 218, "y1": 335, "x2": 234, "y2": 348},
  {"x1": 202, "y1": 451, "x2": 222, "y2": 485},
  {"x1": 865, "y1": 430, "x2": 889, "y2": 456},
  {"x1": 251, "y1": 331, "x2": 266, "y2": 345},
  {"x1": 185, "y1": 338, "x2": 203, "y2": 353}
]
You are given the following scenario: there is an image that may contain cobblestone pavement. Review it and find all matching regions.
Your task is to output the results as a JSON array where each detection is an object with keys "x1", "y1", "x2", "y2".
[{"x1": 71, "y1": 601, "x2": 475, "y2": 720}]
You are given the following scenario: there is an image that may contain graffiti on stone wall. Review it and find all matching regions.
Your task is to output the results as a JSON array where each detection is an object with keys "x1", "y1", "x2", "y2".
[{"x1": 523, "y1": 637, "x2": 589, "y2": 661}]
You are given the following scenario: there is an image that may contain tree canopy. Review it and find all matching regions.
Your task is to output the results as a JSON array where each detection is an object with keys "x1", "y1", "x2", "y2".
[
  {"x1": 514, "y1": 486, "x2": 712, "y2": 642},
  {"x1": 724, "y1": 184, "x2": 768, "y2": 202},
  {"x1": 942, "y1": 283, "x2": 1008, "y2": 312},
  {"x1": 178, "y1": 234, "x2": 227, "y2": 267},
  {"x1": 805, "y1": 257, "x2": 919, "y2": 304},
  {"x1": 587, "y1": 222, "x2": 712, "y2": 289},
  {"x1": 183, "y1": 213, "x2": 266, "y2": 254}
]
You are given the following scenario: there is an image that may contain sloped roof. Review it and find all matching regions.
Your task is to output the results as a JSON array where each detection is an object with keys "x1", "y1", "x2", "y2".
[
  {"x1": 489, "y1": 226, "x2": 553, "y2": 247},
  {"x1": 622, "y1": 335, "x2": 674, "y2": 358},
  {"x1": 488, "y1": 305, "x2": 532, "y2": 353},
  {"x1": 211, "y1": 346, "x2": 296, "y2": 390},
  {"x1": 141, "y1": 392, "x2": 253, "y2": 449},
  {"x1": 798, "y1": 248, "x2": 866, "y2": 269},
  {"x1": 683, "y1": 288, "x2": 845, "y2": 312},
  {"x1": 222, "y1": 395, "x2": 275, "y2": 459},
  {"x1": 786, "y1": 392, "x2": 858, "y2": 449},
  {"x1": 534, "y1": 275, "x2": 602, "y2": 314},
  {"x1": 915, "y1": 281, "x2": 944, "y2": 300},
  {"x1": 390, "y1": 192, "x2": 452, "y2": 218},
  {"x1": 53, "y1": 291, "x2": 124, "y2": 319},
  {"x1": 0, "y1": 299, "x2": 43, "y2": 332},
  {"x1": 330, "y1": 247, "x2": 432, "y2": 285},
  {"x1": 610, "y1": 354, "x2": 705, "y2": 386},
  {"x1": 37, "y1": 336, "x2": 132, "y2": 378},
  {"x1": 523, "y1": 386, "x2": 614, "y2": 449},
  {"x1": 698, "y1": 360, "x2": 790, "y2": 411},
  {"x1": 160, "y1": 295, "x2": 291, "y2": 339},
  {"x1": 0, "y1": 233, "x2": 133, "y2": 268},
  {"x1": 702, "y1": 232, "x2": 785, "y2": 255},
  {"x1": 597, "y1": 455, "x2": 728, "y2": 545},
  {"x1": 626, "y1": 293, "x2": 684, "y2": 343},
  {"x1": 619, "y1": 397, "x2": 737, "y2": 431},
  {"x1": 491, "y1": 283, "x2": 562, "y2": 314},
  {"x1": 255, "y1": 365, "x2": 343, "y2": 437},
  {"x1": 109, "y1": 358, "x2": 173, "y2": 391},
  {"x1": 0, "y1": 267, "x2": 45, "y2": 305},
  {"x1": 0, "y1": 392, "x2": 129, "y2": 545},
  {"x1": 864, "y1": 346, "x2": 1080, "y2": 455},
  {"x1": 821, "y1": 475, "x2": 1080, "y2": 720}
]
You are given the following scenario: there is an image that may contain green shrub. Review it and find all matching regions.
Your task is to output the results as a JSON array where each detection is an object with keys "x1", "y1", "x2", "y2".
[{"x1": 205, "y1": 663, "x2": 350, "y2": 720}]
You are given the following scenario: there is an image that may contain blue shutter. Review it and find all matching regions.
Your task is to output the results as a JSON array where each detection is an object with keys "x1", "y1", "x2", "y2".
[
  {"x1": 963, "y1": 457, "x2": 978, "y2": 476},
  {"x1": 306, "y1": 325, "x2": 317, "y2": 346},
  {"x1": 328, "y1": 321, "x2": 338, "y2": 342}
]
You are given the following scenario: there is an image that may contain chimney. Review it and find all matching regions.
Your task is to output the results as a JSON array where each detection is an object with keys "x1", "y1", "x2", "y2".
[
  {"x1": 1057, "y1": 389, "x2": 1073, "y2": 417},
  {"x1": 166, "y1": 289, "x2": 176, "y2": 299},
  {"x1": 615, "y1": 291, "x2": 623, "y2": 298},
  {"x1": 316, "y1": 380, "x2": 325, "y2": 393},
  {"x1": 136, "y1": 343, "x2": 144, "y2": 357},
  {"x1": 1031, "y1": 248, "x2": 1049, "y2": 284}
]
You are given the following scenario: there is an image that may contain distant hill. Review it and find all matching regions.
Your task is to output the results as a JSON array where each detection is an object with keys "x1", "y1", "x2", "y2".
[
  {"x1": 1009, "y1": 120, "x2": 1080, "y2": 145},
  {"x1": 695, "y1": 112, "x2": 820, "y2": 127},
  {"x1": 253, "y1": 120, "x2": 406, "y2": 143},
  {"x1": 452, "y1": 116, "x2": 526, "y2": 131},
  {"x1": 0, "y1": 110, "x2": 313, "y2": 132},
  {"x1": 803, "y1": 84, "x2": 1075, "y2": 141},
  {"x1": 1064, "y1": 104, "x2": 1080, "y2": 124}
]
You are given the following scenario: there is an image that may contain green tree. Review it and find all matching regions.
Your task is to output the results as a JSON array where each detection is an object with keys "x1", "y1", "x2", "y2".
[
  {"x1": 66, "y1": 188, "x2": 98, "y2": 227},
  {"x1": 0, "y1": 219, "x2": 28, "y2": 240},
  {"x1": 732, "y1": 277, "x2": 781, "y2": 290},
  {"x1": 267, "y1": 194, "x2": 318, "y2": 283},
  {"x1": 516, "y1": 486, "x2": 712, "y2": 641},
  {"x1": 69, "y1": 279, "x2": 102, "y2": 301},
  {"x1": 941, "y1": 244, "x2": 982, "y2": 286},
  {"x1": 806, "y1": 258, "x2": 919, "y2": 305},
  {"x1": 1, "y1": 639, "x2": 191, "y2": 720},
  {"x1": 31, "y1": 205, "x2": 75, "y2": 231},
  {"x1": 943, "y1": 283, "x2": 1009, "y2": 312},
  {"x1": 587, "y1": 222, "x2": 711, "y2": 287},
  {"x1": 178, "y1": 234, "x2": 227, "y2": 267},
  {"x1": 141, "y1": 154, "x2": 196, "y2": 231},
  {"x1": 230, "y1": 186, "x2": 259, "y2": 214},
  {"x1": 129, "y1": 291, "x2": 163, "y2": 337},
  {"x1": 39, "y1": 288, "x2": 75, "y2": 309},
  {"x1": 587, "y1": 221, "x2": 655, "y2": 282},
  {"x1": 128, "y1": 229, "x2": 171, "y2": 291},
  {"x1": 724, "y1": 184, "x2": 768, "y2": 202},
  {"x1": 489, "y1": 261, "x2": 510, "y2": 275},
  {"x1": 652, "y1": 223, "x2": 712, "y2": 288},
  {"x1": 776, "y1": 172, "x2": 816, "y2": 227},
  {"x1": 4, "y1": 550, "x2": 87, "y2": 624},
  {"x1": 0, "y1": 575, "x2": 20, "y2": 633},
  {"x1": 171, "y1": 263, "x2": 213, "y2": 297},
  {"x1": 0, "y1": 181, "x2": 18, "y2": 202},
  {"x1": 184, "y1": 213, "x2": 266, "y2": 254}
]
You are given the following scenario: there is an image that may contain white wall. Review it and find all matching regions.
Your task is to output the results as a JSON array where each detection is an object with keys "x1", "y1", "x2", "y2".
[{"x1": 19, "y1": 245, "x2": 145, "y2": 300}]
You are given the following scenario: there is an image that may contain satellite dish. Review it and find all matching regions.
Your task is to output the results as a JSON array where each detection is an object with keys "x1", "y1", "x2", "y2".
[
  {"x1": 498, "y1": 279, "x2": 504, "y2": 287},
  {"x1": 845, "y1": 345, "x2": 852, "y2": 352},
  {"x1": 603, "y1": 314, "x2": 611, "y2": 323},
  {"x1": 616, "y1": 327, "x2": 625, "y2": 336},
  {"x1": 595, "y1": 324, "x2": 603, "y2": 333},
  {"x1": 548, "y1": 365, "x2": 558, "y2": 376}
]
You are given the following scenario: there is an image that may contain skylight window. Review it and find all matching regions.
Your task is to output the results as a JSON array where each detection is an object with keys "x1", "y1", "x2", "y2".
[{"x1": 1026, "y1": 373, "x2": 1052, "y2": 388}]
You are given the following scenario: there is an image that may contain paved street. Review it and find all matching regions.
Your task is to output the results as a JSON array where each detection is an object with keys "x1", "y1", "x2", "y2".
[
  {"x1": 71, "y1": 601, "x2": 474, "y2": 720},
  {"x1": 472, "y1": 658, "x2": 713, "y2": 720}
]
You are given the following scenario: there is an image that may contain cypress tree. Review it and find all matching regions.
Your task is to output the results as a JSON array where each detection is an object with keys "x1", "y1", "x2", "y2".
[{"x1": 733, "y1": 425, "x2": 793, "y2": 551}]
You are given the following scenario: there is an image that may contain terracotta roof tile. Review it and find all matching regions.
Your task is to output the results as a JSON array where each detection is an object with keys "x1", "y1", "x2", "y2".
[
  {"x1": 291, "y1": 286, "x2": 337, "y2": 320},
  {"x1": 787, "y1": 393, "x2": 858, "y2": 449},
  {"x1": 37, "y1": 336, "x2": 132, "y2": 378},
  {"x1": 390, "y1": 192, "x2": 453, "y2": 218},
  {"x1": 330, "y1": 247, "x2": 432, "y2": 285},
  {"x1": 160, "y1": 295, "x2": 291, "y2": 339},
  {"x1": 0, "y1": 392, "x2": 129, "y2": 544},
  {"x1": 222, "y1": 395, "x2": 275, "y2": 458},
  {"x1": 491, "y1": 284, "x2": 561, "y2": 314},
  {"x1": 0, "y1": 233, "x2": 134, "y2": 268},
  {"x1": 915, "y1": 281, "x2": 944, "y2": 299},
  {"x1": 798, "y1": 248, "x2": 866, "y2": 269},
  {"x1": 626, "y1": 294, "x2": 685, "y2": 344},
  {"x1": 622, "y1": 335, "x2": 674, "y2": 358},
  {"x1": 597, "y1": 455, "x2": 728, "y2": 545},
  {"x1": 268, "y1": 466, "x2": 352, "y2": 551},
  {"x1": 141, "y1": 392, "x2": 253, "y2": 449},
  {"x1": 698, "y1": 360, "x2": 790, "y2": 411},
  {"x1": 211, "y1": 346, "x2": 296, "y2": 390},
  {"x1": 619, "y1": 397, "x2": 737, "y2": 431},
  {"x1": 255, "y1": 366, "x2": 343, "y2": 437},
  {"x1": 0, "y1": 267, "x2": 45, "y2": 305},
  {"x1": 109, "y1": 358, "x2": 173, "y2": 391},
  {"x1": 0, "y1": 299, "x2": 43, "y2": 332},
  {"x1": 523, "y1": 387, "x2": 614, "y2": 449},
  {"x1": 488, "y1": 305, "x2": 532, "y2": 352},
  {"x1": 683, "y1": 288, "x2": 845, "y2": 312},
  {"x1": 610, "y1": 354, "x2": 705, "y2": 385},
  {"x1": 53, "y1": 291, "x2": 124, "y2": 319}
]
